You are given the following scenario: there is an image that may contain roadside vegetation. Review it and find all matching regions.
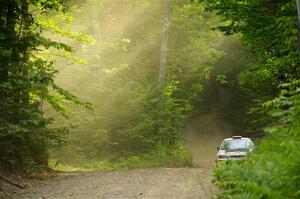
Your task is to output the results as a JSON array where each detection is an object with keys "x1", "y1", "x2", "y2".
[
  {"x1": 1, "y1": 0, "x2": 300, "y2": 198},
  {"x1": 196, "y1": 0, "x2": 300, "y2": 198},
  {"x1": 0, "y1": 0, "x2": 225, "y2": 172},
  {"x1": 49, "y1": 0, "x2": 231, "y2": 171}
]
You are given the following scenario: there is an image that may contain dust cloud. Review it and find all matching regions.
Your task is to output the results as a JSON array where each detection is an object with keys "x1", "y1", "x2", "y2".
[
  {"x1": 49, "y1": 0, "x2": 244, "y2": 168},
  {"x1": 184, "y1": 115, "x2": 232, "y2": 168}
]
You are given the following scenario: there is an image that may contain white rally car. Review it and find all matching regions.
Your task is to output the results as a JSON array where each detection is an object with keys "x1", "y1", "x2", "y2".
[{"x1": 216, "y1": 136, "x2": 254, "y2": 164}]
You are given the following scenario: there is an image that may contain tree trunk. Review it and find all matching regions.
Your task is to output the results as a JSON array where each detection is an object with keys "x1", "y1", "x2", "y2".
[
  {"x1": 20, "y1": 0, "x2": 30, "y2": 108},
  {"x1": 159, "y1": 0, "x2": 171, "y2": 87},
  {"x1": 92, "y1": 2, "x2": 101, "y2": 40},
  {"x1": 0, "y1": 1, "x2": 18, "y2": 122},
  {"x1": 297, "y1": 0, "x2": 300, "y2": 49}
]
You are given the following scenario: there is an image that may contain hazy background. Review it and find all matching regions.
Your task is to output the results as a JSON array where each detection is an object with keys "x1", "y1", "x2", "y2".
[{"x1": 47, "y1": 0, "x2": 251, "y2": 168}]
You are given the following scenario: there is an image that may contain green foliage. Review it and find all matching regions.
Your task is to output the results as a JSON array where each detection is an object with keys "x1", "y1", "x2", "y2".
[
  {"x1": 195, "y1": 0, "x2": 300, "y2": 136},
  {"x1": 0, "y1": 0, "x2": 90, "y2": 171},
  {"x1": 214, "y1": 81, "x2": 300, "y2": 199},
  {"x1": 50, "y1": 143, "x2": 192, "y2": 172},
  {"x1": 198, "y1": 0, "x2": 300, "y2": 87},
  {"x1": 216, "y1": 74, "x2": 228, "y2": 85},
  {"x1": 195, "y1": 0, "x2": 300, "y2": 198},
  {"x1": 49, "y1": 0, "x2": 224, "y2": 169}
]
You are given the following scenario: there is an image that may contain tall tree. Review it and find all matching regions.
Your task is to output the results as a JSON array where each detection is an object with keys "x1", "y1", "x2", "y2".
[
  {"x1": 196, "y1": 0, "x2": 300, "y2": 198},
  {"x1": 0, "y1": 0, "x2": 90, "y2": 171},
  {"x1": 49, "y1": 0, "x2": 224, "y2": 167},
  {"x1": 297, "y1": 0, "x2": 300, "y2": 48},
  {"x1": 159, "y1": 0, "x2": 172, "y2": 86}
]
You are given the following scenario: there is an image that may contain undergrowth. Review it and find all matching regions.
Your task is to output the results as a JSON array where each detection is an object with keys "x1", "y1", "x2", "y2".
[
  {"x1": 213, "y1": 81, "x2": 300, "y2": 199},
  {"x1": 49, "y1": 144, "x2": 192, "y2": 172}
]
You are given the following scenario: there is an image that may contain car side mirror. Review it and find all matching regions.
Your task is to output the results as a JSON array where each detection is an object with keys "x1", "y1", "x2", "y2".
[{"x1": 217, "y1": 146, "x2": 220, "y2": 150}]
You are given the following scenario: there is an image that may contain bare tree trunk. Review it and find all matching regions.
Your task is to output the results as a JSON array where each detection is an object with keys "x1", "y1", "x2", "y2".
[
  {"x1": 159, "y1": 0, "x2": 171, "y2": 87},
  {"x1": 92, "y1": 2, "x2": 101, "y2": 40},
  {"x1": 297, "y1": 0, "x2": 300, "y2": 49},
  {"x1": 21, "y1": 0, "x2": 30, "y2": 106},
  {"x1": 158, "y1": 0, "x2": 172, "y2": 147}
]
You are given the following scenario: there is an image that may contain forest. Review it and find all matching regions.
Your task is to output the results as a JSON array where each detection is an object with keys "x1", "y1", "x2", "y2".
[{"x1": 1, "y1": 0, "x2": 300, "y2": 198}]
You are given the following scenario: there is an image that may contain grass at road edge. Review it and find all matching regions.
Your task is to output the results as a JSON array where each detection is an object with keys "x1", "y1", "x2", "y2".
[{"x1": 49, "y1": 145, "x2": 193, "y2": 172}]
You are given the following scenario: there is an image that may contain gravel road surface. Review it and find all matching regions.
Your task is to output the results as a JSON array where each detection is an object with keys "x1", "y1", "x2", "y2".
[{"x1": 13, "y1": 168, "x2": 214, "y2": 199}]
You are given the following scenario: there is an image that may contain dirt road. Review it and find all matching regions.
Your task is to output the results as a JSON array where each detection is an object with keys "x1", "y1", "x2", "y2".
[{"x1": 13, "y1": 168, "x2": 214, "y2": 199}]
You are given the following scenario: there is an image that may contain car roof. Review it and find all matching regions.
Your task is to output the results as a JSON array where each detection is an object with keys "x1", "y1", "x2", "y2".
[{"x1": 223, "y1": 137, "x2": 251, "y2": 141}]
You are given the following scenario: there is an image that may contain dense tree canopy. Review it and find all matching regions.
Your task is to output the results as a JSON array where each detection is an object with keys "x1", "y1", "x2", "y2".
[
  {"x1": 195, "y1": 0, "x2": 300, "y2": 198},
  {"x1": 2, "y1": 1, "x2": 300, "y2": 198},
  {"x1": 49, "y1": 0, "x2": 228, "y2": 169},
  {"x1": 0, "y1": 0, "x2": 91, "y2": 171}
]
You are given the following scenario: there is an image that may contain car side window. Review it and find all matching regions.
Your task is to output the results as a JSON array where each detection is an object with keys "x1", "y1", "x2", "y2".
[
  {"x1": 248, "y1": 141, "x2": 254, "y2": 149},
  {"x1": 220, "y1": 141, "x2": 227, "y2": 150}
]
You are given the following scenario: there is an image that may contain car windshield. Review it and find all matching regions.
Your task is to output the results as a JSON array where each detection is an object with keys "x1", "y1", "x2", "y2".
[{"x1": 221, "y1": 139, "x2": 249, "y2": 150}]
